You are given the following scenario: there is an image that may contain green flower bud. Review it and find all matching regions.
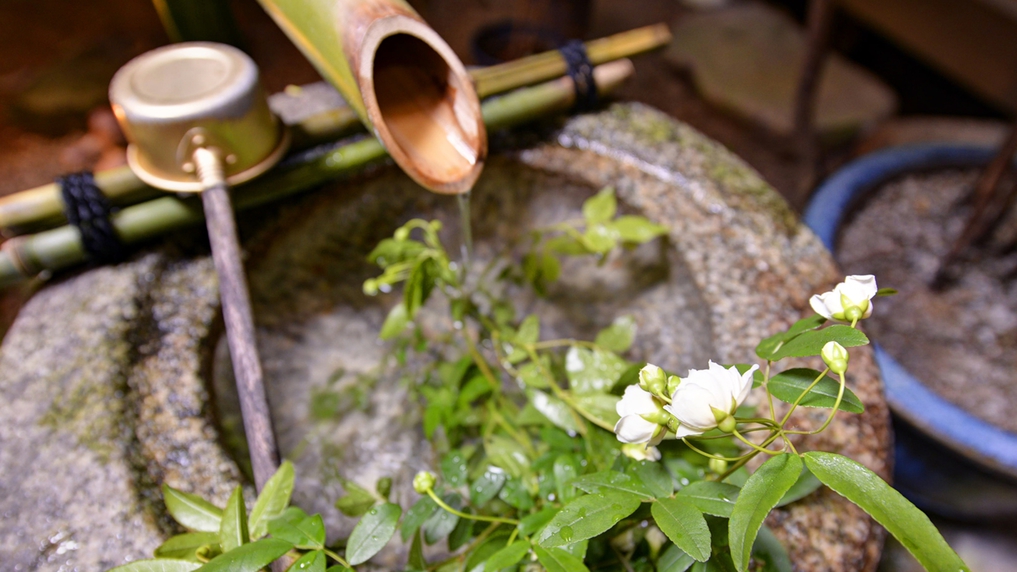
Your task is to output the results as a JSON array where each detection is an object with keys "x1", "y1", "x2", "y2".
[
  {"x1": 394, "y1": 227, "x2": 410, "y2": 241},
  {"x1": 821, "y1": 341, "x2": 849, "y2": 375},
  {"x1": 712, "y1": 405, "x2": 736, "y2": 433},
  {"x1": 708, "y1": 458, "x2": 728, "y2": 475},
  {"x1": 363, "y1": 279, "x2": 379, "y2": 296},
  {"x1": 413, "y1": 471, "x2": 436, "y2": 494},
  {"x1": 638, "y1": 364, "x2": 668, "y2": 397},
  {"x1": 666, "y1": 374, "x2": 681, "y2": 397}
]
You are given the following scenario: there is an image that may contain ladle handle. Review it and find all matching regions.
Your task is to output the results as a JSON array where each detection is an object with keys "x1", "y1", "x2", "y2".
[{"x1": 202, "y1": 183, "x2": 280, "y2": 491}]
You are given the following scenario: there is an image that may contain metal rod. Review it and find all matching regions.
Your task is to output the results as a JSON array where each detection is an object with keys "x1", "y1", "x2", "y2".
[{"x1": 195, "y1": 148, "x2": 279, "y2": 491}]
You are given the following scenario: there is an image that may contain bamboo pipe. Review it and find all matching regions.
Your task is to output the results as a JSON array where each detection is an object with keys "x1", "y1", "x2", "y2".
[
  {"x1": 0, "y1": 25, "x2": 670, "y2": 235},
  {"x1": 0, "y1": 60, "x2": 634, "y2": 288},
  {"x1": 256, "y1": 0, "x2": 486, "y2": 195}
]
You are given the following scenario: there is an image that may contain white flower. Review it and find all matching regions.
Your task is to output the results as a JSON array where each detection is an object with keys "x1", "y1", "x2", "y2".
[
  {"x1": 664, "y1": 361, "x2": 758, "y2": 437},
  {"x1": 614, "y1": 385, "x2": 666, "y2": 445},
  {"x1": 809, "y1": 275, "x2": 877, "y2": 323},
  {"x1": 621, "y1": 442, "x2": 662, "y2": 462}
]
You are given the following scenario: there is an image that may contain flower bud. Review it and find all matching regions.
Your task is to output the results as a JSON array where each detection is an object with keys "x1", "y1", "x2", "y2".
[
  {"x1": 413, "y1": 471, "x2": 436, "y2": 494},
  {"x1": 638, "y1": 364, "x2": 667, "y2": 397},
  {"x1": 622, "y1": 442, "x2": 662, "y2": 462},
  {"x1": 709, "y1": 458, "x2": 728, "y2": 475},
  {"x1": 666, "y1": 375, "x2": 681, "y2": 397},
  {"x1": 821, "y1": 341, "x2": 849, "y2": 375},
  {"x1": 363, "y1": 279, "x2": 379, "y2": 296},
  {"x1": 394, "y1": 227, "x2": 410, "y2": 241},
  {"x1": 718, "y1": 415, "x2": 737, "y2": 434}
]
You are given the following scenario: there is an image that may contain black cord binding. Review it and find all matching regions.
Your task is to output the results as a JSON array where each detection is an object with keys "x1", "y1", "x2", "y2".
[
  {"x1": 558, "y1": 40, "x2": 598, "y2": 112},
  {"x1": 57, "y1": 171, "x2": 125, "y2": 264}
]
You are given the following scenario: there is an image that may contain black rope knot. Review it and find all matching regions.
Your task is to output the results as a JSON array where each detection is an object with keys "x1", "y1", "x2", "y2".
[
  {"x1": 57, "y1": 171, "x2": 125, "y2": 264},
  {"x1": 558, "y1": 40, "x2": 598, "y2": 112}
]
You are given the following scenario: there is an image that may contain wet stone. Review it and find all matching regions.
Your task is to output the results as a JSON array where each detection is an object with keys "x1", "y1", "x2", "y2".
[{"x1": 0, "y1": 103, "x2": 889, "y2": 571}]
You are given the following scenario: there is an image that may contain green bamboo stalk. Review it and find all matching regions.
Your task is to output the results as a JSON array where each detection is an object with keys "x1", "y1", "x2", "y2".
[
  {"x1": 0, "y1": 60, "x2": 634, "y2": 289},
  {"x1": 0, "y1": 26, "x2": 668, "y2": 235}
]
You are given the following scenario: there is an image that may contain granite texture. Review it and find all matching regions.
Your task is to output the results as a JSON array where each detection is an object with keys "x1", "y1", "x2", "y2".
[{"x1": 0, "y1": 103, "x2": 889, "y2": 571}]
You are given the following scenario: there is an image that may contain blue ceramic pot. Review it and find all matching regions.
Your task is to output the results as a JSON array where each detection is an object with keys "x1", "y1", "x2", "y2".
[{"x1": 804, "y1": 144, "x2": 1017, "y2": 519}]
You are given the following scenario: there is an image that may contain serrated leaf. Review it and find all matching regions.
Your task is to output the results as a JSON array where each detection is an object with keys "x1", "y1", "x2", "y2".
[
  {"x1": 803, "y1": 452, "x2": 969, "y2": 572},
  {"x1": 729, "y1": 453, "x2": 803, "y2": 572},
  {"x1": 536, "y1": 491, "x2": 641, "y2": 548},
  {"x1": 609, "y1": 215, "x2": 668, "y2": 244},
  {"x1": 768, "y1": 326, "x2": 868, "y2": 361},
  {"x1": 401, "y1": 495, "x2": 438, "y2": 541},
  {"x1": 347, "y1": 502, "x2": 401, "y2": 565},
  {"x1": 380, "y1": 302, "x2": 409, "y2": 340},
  {"x1": 776, "y1": 466, "x2": 822, "y2": 507},
  {"x1": 267, "y1": 507, "x2": 325, "y2": 549},
  {"x1": 658, "y1": 544, "x2": 696, "y2": 572},
  {"x1": 582, "y1": 187, "x2": 617, "y2": 224},
  {"x1": 335, "y1": 480, "x2": 377, "y2": 517},
  {"x1": 571, "y1": 470, "x2": 655, "y2": 501},
  {"x1": 249, "y1": 460, "x2": 294, "y2": 539},
  {"x1": 162, "y1": 485, "x2": 222, "y2": 533},
  {"x1": 470, "y1": 467, "x2": 507, "y2": 506},
  {"x1": 594, "y1": 315, "x2": 636, "y2": 353},
  {"x1": 564, "y1": 347, "x2": 629, "y2": 394},
  {"x1": 154, "y1": 532, "x2": 219, "y2": 562},
  {"x1": 287, "y1": 550, "x2": 326, "y2": 572},
  {"x1": 625, "y1": 460, "x2": 673, "y2": 498},
  {"x1": 651, "y1": 498, "x2": 711, "y2": 562},
  {"x1": 768, "y1": 368, "x2": 864, "y2": 413},
  {"x1": 423, "y1": 494, "x2": 460, "y2": 545},
  {"x1": 218, "y1": 486, "x2": 248, "y2": 552},
  {"x1": 108, "y1": 560, "x2": 201, "y2": 572},
  {"x1": 532, "y1": 544, "x2": 591, "y2": 572},
  {"x1": 752, "y1": 526, "x2": 792, "y2": 572},
  {"x1": 527, "y1": 389, "x2": 581, "y2": 433},
  {"x1": 755, "y1": 315, "x2": 827, "y2": 360},
  {"x1": 483, "y1": 540, "x2": 530, "y2": 571},
  {"x1": 197, "y1": 538, "x2": 293, "y2": 572},
  {"x1": 677, "y1": 481, "x2": 741, "y2": 517}
]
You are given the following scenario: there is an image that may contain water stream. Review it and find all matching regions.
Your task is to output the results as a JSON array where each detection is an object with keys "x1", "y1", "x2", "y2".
[{"x1": 457, "y1": 190, "x2": 473, "y2": 268}]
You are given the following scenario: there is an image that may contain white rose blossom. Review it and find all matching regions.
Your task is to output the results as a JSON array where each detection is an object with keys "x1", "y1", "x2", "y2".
[
  {"x1": 809, "y1": 275, "x2": 878, "y2": 323},
  {"x1": 664, "y1": 361, "x2": 758, "y2": 437},
  {"x1": 614, "y1": 385, "x2": 667, "y2": 445}
]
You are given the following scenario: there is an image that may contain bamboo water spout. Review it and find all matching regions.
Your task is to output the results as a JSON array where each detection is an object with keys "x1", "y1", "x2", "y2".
[{"x1": 257, "y1": 0, "x2": 486, "y2": 194}]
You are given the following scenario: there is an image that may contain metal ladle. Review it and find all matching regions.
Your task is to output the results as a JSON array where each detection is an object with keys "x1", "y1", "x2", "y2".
[{"x1": 109, "y1": 42, "x2": 289, "y2": 491}]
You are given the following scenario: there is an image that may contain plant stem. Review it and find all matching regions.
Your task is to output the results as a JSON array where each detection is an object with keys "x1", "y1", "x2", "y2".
[
  {"x1": 426, "y1": 489, "x2": 520, "y2": 525},
  {"x1": 779, "y1": 367, "x2": 831, "y2": 426},
  {"x1": 785, "y1": 371, "x2": 846, "y2": 436},
  {"x1": 683, "y1": 438, "x2": 753, "y2": 463},
  {"x1": 731, "y1": 428, "x2": 781, "y2": 456},
  {"x1": 323, "y1": 548, "x2": 352, "y2": 568}
]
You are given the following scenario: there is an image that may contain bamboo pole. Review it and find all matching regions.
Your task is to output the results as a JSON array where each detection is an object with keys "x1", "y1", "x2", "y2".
[
  {"x1": 0, "y1": 60, "x2": 634, "y2": 289},
  {"x1": 0, "y1": 25, "x2": 669, "y2": 235}
]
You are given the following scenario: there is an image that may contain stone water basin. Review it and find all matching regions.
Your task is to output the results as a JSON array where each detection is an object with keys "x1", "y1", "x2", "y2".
[{"x1": 0, "y1": 103, "x2": 890, "y2": 571}]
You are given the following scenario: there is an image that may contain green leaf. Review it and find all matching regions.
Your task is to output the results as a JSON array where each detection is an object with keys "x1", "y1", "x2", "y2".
[
  {"x1": 380, "y1": 302, "x2": 410, "y2": 340},
  {"x1": 768, "y1": 368, "x2": 864, "y2": 413},
  {"x1": 335, "y1": 480, "x2": 378, "y2": 517},
  {"x1": 536, "y1": 491, "x2": 641, "y2": 548},
  {"x1": 609, "y1": 215, "x2": 667, "y2": 244},
  {"x1": 582, "y1": 223, "x2": 618, "y2": 253},
  {"x1": 571, "y1": 470, "x2": 655, "y2": 501},
  {"x1": 408, "y1": 530, "x2": 426, "y2": 570},
  {"x1": 594, "y1": 315, "x2": 636, "y2": 353},
  {"x1": 154, "y1": 532, "x2": 219, "y2": 562},
  {"x1": 553, "y1": 454, "x2": 582, "y2": 503},
  {"x1": 346, "y1": 502, "x2": 401, "y2": 565},
  {"x1": 657, "y1": 544, "x2": 696, "y2": 572},
  {"x1": 401, "y1": 495, "x2": 438, "y2": 541},
  {"x1": 516, "y1": 361, "x2": 550, "y2": 389},
  {"x1": 515, "y1": 314, "x2": 540, "y2": 345},
  {"x1": 583, "y1": 187, "x2": 617, "y2": 224},
  {"x1": 527, "y1": 389, "x2": 582, "y2": 433},
  {"x1": 754, "y1": 315, "x2": 827, "y2": 360},
  {"x1": 541, "y1": 252, "x2": 561, "y2": 284},
  {"x1": 267, "y1": 507, "x2": 325, "y2": 549},
  {"x1": 498, "y1": 477, "x2": 535, "y2": 510},
  {"x1": 776, "y1": 467, "x2": 822, "y2": 507},
  {"x1": 728, "y1": 453, "x2": 803, "y2": 572},
  {"x1": 532, "y1": 544, "x2": 591, "y2": 572},
  {"x1": 458, "y1": 374, "x2": 492, "y2": 407},
  {"x1": 483, "y1": 539, "x2": 531, "y2": 571},
  {"x1": 108, "y1": 560, "x2": 201, "y2": 572},
  {"x1": 470, "y1": 467, "x2": 508, "y2": 506},
  {"x1": 572, "y1": 394, "x2": 620, "y2": 426},
  {"x1": 677, "y1": 481, "x2": 741, "y2": 517},
  {"x1": 875, "y1": 287, "x2": 898, "y2": 297},
  {"x1": 249, "y1": 460, "x2": 294, "y2": 539},
  {"x1": 464, "y1": 533, "x2": 512, "y2": 572},
  {"x1": 326, "y1": 567, "x2": 353, "y2": 572},
  {"x1": 448, "y1": 507, "x2": 475, "y2": 551},
  {"x1": 803, "y1": 452, "x2": 970, "y2": 572},
  {"x1": 367, "y1": 237, "x2": 425, "y2": 267},
  {"x1": 287, "y1": 550, "x2": 326, "y2": 572},
  {"x1": 518, "y1": 507, "x2": 559, "y2": 537},
  {"x1": 218, "y1": 486, "x2": 249, "y2": 553},
  {"x1": 565, "y1": 347, "x2": 629, "y2": 394},
  {"x1": 651, "y1": 498, "x2": 711, "y2": 562},
  {"x1": 485, "y1": 435, "x2": 531, "y2": 478},
  {"x1": 545, "y1": 234, "x2": 589, "y2": 256},
  {"x1": 196, "y1": 539, "x2": 292, "y2": 572},
  {"x1": 625, "y1": 460, "x2": 673, "y2": 498},
  {"x1": 162, "y1": 485, "x2": 222, "y2": 533},
  {"x1": 441, "y1": 450, "x2": 470, "y2": 488},
  {"x1": 752, "y1": 526, "x2": 792, "y2": 572},
  {"x1": 768, "y1": 326, "x2": 868, "y2": 361},
  {"x1": 423, "y1": 494, "x2": 461, "y2": 545}
]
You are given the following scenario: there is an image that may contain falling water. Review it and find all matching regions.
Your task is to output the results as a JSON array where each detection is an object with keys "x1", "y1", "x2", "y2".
[{"x1": 457, "y1": 190, "x2": 473, "y2": 268}]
